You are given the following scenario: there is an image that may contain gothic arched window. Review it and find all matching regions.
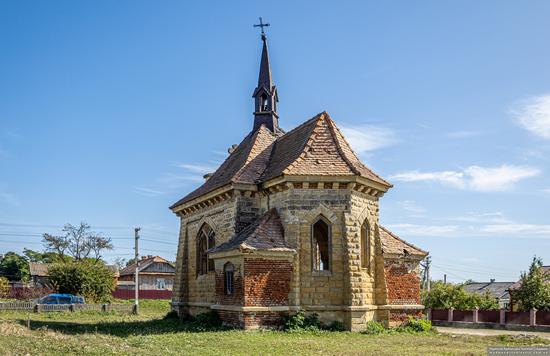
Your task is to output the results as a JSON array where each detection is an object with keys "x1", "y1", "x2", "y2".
[
  {"x1": 197, "y1": 224, "x2": 216, "y2": 276},
  {"x1": 361, "y1": 220, "x2": 370, "y2": 269},
  {"x1": 224, "y1": 262, "x2": 234, "y2": 295},
  {"x1": 261, "y1": 94, "x2": 268, "y2": 111},
  {"x1": 312, "y1": 217, "x2": 331, "y2": 271}
]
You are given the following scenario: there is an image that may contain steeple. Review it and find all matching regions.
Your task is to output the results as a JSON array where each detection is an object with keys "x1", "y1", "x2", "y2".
[{"x1": 252, "y1": 18, "x2": 279, "y2": 133}]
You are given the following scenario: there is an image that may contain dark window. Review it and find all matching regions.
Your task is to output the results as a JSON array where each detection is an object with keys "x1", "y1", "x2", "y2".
[
  {"x1": 312, "y1": 217, "x2": 331, "y2": 271},
  {"x1": 197, "y1": 224, "x2": 216, "y2": 276},
  {"x1": 361, "y1": 220, "x2": 370, "y2": 269},
  {"x1": 224, "y1": 262, "x2": 234, "y2": 295}
]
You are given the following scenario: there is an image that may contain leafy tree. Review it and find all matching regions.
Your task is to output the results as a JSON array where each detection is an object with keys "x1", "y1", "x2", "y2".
[
  {"x1": 0, "y1": 276, "x2": 9, "y2": 298},
  {"x1": 424, "y1": 281, "x2": 499, "y2": 310},
  {"x1": 42, "y1": 222, "x2": 113, "y2": 261},
  {"x1": 513, "y1": 257, "x2": 550, "y2": 312},
  {"x1": 22, "y1": 248, "x2": 67, "y2": 263},
  {"x1": 0, "y1": 252, "x2": 29, "y2": 281},
  {"x1": 48, "y1": 261, "x2": 116, "y2": 302}
]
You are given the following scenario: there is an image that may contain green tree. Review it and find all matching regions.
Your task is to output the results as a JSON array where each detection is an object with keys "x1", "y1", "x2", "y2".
[
  {"x1": 48, "y1": 261, "x2": 116, "y2": 303},
  {"x1": 22, "y1": 248, "x2": 67, "y2": 263},
  {"x1": 513, "y1": 257, "x2": 550, "y2": 312},
  {"x1": 424, "y1": 281, "x2": 499, "y2": 310},
  {"x1": 42, "y1": 222, "x2": 113, "y2": 261},
  {"x1": 0, "y1": 252, "x2": 29, "y2": 282},
  {"x1": 0, "y1": 276, "x2": 9, "y2": 298}
]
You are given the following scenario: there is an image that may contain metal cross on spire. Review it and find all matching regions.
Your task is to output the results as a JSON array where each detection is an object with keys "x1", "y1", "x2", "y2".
[{"x1": 253, "y1": 17, "x2": 270, "y2": 39}]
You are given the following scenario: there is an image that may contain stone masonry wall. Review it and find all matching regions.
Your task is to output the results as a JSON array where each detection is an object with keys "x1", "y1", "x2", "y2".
[{"x1": 172, "y1": 197, "x2": 239, "y2": 312}]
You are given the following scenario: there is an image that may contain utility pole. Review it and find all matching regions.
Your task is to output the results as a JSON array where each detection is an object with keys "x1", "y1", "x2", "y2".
[
  {"x1": 426, "y1": 256, "x2": 431, "y2": 292},
  {"x1": 134, "y1": 227, "x2": 140, "y2": 314},
  {"x1": 443, "y1": 274, "x2": 447, "y2": 284}
]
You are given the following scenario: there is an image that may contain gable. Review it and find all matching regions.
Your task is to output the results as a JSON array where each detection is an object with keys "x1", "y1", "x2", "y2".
[{"x1": 141, "y1": 261, "x2": 176, "y2": 274}]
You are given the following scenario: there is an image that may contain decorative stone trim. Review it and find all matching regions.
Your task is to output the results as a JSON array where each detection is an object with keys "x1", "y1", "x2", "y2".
[
  {"x1": 211, "y1": 305, "x2": 300, "y2": 312},
  {"x1": 209, "y1": 249, "x2": 296, "y2": 260},
  {"x1": 301, "y1": 304, "x2": 425, "y2": 311}
]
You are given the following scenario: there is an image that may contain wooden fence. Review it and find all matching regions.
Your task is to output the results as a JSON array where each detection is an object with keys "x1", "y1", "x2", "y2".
[
  {"x1": 0, "y1": 302, "x2": 135, "y2": 314},
  {"x1": 429, "y1": 308, "x2": 550, "y2": 328}
]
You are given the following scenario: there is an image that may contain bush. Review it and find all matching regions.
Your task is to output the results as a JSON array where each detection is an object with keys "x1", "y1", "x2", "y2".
[
  {"x1": 400, "y1": 317, "x2": 434, "y2": 333},
  {"x1": 325, "y1": 320, "x2": 345, "y2": 332},
  {"x1": 362, "y1": 320, "x2": 387, "y2": 335},
  {"x1": 424, "y1": 281, "x2": 499, "y2": 311},
  {"x1": 0, "y1": 277, "x2": 9, "y2": 298},
  {"x1": 283, "y1": 310, "x2": 324, "y2": 331},
  {"x1": 48, "y1": 261, "x2": 115, "y2": 303}
]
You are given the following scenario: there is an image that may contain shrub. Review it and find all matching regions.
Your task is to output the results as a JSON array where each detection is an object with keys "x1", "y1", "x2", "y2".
[
  {"x1": 164, "y1": 310, "x2": 179, "y2": 320},
  {"x1": 400, "y1": 317, "x2": 434, "y2": 333},
  {"x1": 325, "y1": 320, "x2": 345, "y2": 332},
  {"x1": 283, "y1": 310, "x2": 325, "y2": 331},
  {"x1": 362, "y1": 320, "x2": 387, "y2": 335},
  {"x1": 0, "y1": 277, "x2": 9, "y2": 298},
  {"x1": 48, "y1": 261, "x2": 115, "y2": 303}
]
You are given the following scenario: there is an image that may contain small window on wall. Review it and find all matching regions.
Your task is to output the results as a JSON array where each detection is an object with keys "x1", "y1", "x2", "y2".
[
  {"x1": 361, "y1": 220, "x2": 370, "y2": 269},
  {"x1": 156, "y1": 278, "x2": 166, "y2": 290},
  {"x1": 197, "y1": 224, "x2": 216, "y2": 276},
  {"x1": 224, "y1": 262, "x2": 234, "y2": 295},
  {"x1": 312, "y1": 217, "x2": 331, "y2": 271}
]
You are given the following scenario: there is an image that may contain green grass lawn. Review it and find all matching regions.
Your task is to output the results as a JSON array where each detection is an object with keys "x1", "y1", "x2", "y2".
[{"x1": 0, "y1": 300, "x2": 548, "y2": 355}]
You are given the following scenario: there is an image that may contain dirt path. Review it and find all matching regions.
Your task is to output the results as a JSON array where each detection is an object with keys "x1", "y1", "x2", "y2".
[{"x1": 436, "y1": 326, "x2": 550, "y2": 340}]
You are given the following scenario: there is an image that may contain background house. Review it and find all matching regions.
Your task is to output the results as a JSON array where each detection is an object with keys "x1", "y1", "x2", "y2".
[
  {"x1": 116, "y1": 255, "x2": 175, "y2": 299},
  {"x1": 463, "y1": 280, "x2": 515, "y2": 309}
]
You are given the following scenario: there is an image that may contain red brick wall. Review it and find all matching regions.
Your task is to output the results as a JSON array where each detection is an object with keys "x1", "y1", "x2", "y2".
[
  {"x1": 389, "y1": 310, "x2": 422, "y2": 324},
  {"x1": 218, "y1": 310, "x2": 242, "y2": 327},
  {"x1": 217, "y1": 309, "x2": 287, "y2": 329},
  {"x1": 384, "y1": 260, "x2": 421, "y2": 305},
  {"x1": 215, "y1": 270, "x2": 243, "y2": 305},
  {"x1": 243, "y1": 258, "x2": 292, "y2": 307}
]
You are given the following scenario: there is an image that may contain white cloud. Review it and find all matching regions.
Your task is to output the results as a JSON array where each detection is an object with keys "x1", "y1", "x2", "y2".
[
  {"x1": 134, "y1": 187, "x2": 165, "y2": 197},
  {"x1": 386, "y1": 223, "x2": 460, "y2": 237},
  {"x1": 513, "y1": 94, "x2": 550, "y2": 139},
  {"x1": 389, "y1": 170, "x2": 466, "y2": 189},
  {"x1": 390, "y1": 165, "x2": 539, "y2": 192},
  {"x1": 397, "y1": 200, "x2": 426, "y2": 217},
  {"x1": 451, "y1": 212, "x2": 511, "y2": 224},
  {"x1": 175, "y1": 163, "x2": 217, "y2": 174},
  {"x1": 481, "y1": 223, "x2": 550, "y2": 237},
  {"x1": 340, "y1": 124, "x2": 397, "y2": 154},
  {"x1": 543, "y1": 188, "x2": 550, "y2": 194}
]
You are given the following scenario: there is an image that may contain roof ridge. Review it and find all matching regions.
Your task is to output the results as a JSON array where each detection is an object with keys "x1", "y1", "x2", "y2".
[
  {"x1": 324, "y1": 112, "x2": 362, "y2": 176},
  {"x1": 282, "y1": 113, "x2": 325, "y2": 174},
  {"x1": 380, "y1": 225, "x2": 428, "y2": 255},
  {"x1": 325, "y1": 115, "x2": 392, "y2": 187},
  {"x1": 232, "y1": 125, "x2": 276, "y2": 183}
]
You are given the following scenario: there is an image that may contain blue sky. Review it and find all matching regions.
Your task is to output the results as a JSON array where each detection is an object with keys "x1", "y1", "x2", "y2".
[{"x1": 1, "y1": 1, "x2": 549, "y2": 282}]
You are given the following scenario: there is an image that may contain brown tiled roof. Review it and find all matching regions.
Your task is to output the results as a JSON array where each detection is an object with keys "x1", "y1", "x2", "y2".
[
  {"x1": 208, "y1": 208, "x2": 294, "y2": 253},
  {"x1": 119, "y1": 255, "x2": 174, "y2": 277},
  {"x1": 380, "y1": 226, "x2": 428, "y2": 257},
  {"x1": 171, "y1": 112, "x2": 391, "y2": 209},
  {"x1": 170, "y1": 125, "x2": 277, "y2": 208}
]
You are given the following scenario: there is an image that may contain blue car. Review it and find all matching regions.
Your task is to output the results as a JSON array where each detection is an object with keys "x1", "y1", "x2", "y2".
[{"x1": 38, "y1": 293, "x2": 85, "y2": 305}]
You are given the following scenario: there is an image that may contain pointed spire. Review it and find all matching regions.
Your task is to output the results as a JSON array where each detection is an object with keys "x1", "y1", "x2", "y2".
[
  {"x1": 252, "y1": 18, "x2": 279, "y2": 134},
  {"x1": 257, "y1": 35, "x2": 273, "y2": 90}
]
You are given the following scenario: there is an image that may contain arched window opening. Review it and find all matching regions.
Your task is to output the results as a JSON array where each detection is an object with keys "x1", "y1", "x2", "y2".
[
  {"x1": 361, "y1": 220, "x2": 370, "y2": 269},
  {"x1": 224, "y1": 262, "x2": 234, "y2": 295},
  {"x1": 197, "y1": 224, "x2": 216, "y2": 276},
  {"x1": 312, "y1": 218, "x2": 331, "y2": 271},
  {"x1": 261, "y1": 94, "x2": 268, "y2": 111}
]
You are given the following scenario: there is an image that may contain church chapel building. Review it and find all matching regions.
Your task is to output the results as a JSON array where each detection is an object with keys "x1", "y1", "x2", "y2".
[{"x1": 170, "y1": 28, "x2": 428, "y2": 331}]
